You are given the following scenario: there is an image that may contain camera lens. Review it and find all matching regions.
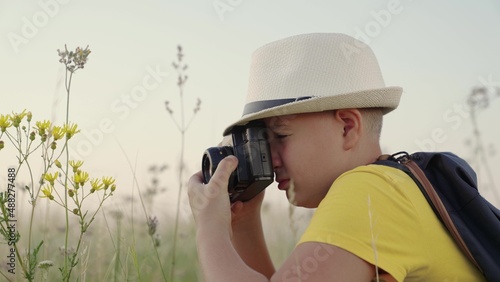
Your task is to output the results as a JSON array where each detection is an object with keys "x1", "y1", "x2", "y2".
[{"x1": 201, "y1": 146, "x2": 234, "y2": 184}]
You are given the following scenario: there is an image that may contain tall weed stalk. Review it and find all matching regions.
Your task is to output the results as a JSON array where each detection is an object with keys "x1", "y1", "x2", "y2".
[
  {"x1": 466, "y1": 86, "x2": 500, "y2": 204},
  {"x1": 165, "y1": 45, "x2": 201, "y2": 281}
]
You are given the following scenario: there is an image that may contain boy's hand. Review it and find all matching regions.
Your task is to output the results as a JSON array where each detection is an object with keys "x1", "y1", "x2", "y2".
[
  {"x1": 231, "y1": 189, "x2": 265, "y2": 226},
  {"x1": 218, "y1": 135, "x2": 266, "y2": 226},
  {"x1": 188, "y1": 153, "x2": 266, "y2": 234},
  {"x1": 188, "y1": 155, "x2": 238, "y2": 235}
]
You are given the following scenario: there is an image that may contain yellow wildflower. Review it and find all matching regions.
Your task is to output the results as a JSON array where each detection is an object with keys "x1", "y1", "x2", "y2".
[
  {"x1": 74, "y1": 171, "x2": 89, "y2": 186},
  {"x1": 63, "y1": 123, "x2": 80, "y2": 139},
  {"x1": 36, "y1": 120, "x2": 51, "y2": 136},
  {"x1": 90, "y1": 178, "x2": 104, "y2": 193},
  {"x1": 43, "y1": 172, "x2": 59, "y2": 186},
  {"x1": 40, "y1": 184, "x2": 54, "y2": 200},
  {"x1": 69, "y1": 160, "x2": 84, "y2": 173},
  {"x1": 10, "y1": 110, "x2": 27, "y2": 127},
  {"x1": 102, "y1": 176, "x2": 115, "y2": 190},
  {"x1": 0, "y1": 114, "x2": 11, "y2": 132},
  {"x1": 51, "y1": 126, "x2": 64, "y2": 140}
]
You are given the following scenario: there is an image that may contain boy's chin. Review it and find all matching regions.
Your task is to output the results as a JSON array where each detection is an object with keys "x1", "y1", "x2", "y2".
[{"x1": 286, "y1": 191, "x2": 321, "y2": 208}]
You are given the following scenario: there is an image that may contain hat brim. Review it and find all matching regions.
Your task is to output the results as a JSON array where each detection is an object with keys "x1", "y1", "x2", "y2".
[{"x1": 223, "y1": 86, "x2": 402, "y2": 136}]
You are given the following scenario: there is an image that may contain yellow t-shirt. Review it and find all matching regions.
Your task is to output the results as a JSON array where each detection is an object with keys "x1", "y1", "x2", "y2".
[{"x1": 298, "y1": 165, "x2": 484, "y2": 281}]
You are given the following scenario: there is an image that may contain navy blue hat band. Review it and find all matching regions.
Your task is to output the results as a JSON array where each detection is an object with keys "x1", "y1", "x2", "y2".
[{"x1": 242, "y1": 96, "x2": 313, "y2": 116}]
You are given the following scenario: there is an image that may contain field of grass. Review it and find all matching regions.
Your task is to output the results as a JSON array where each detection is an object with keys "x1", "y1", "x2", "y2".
[{"x1": 1, "y1": 185, "x2": 310, "y2": 281}]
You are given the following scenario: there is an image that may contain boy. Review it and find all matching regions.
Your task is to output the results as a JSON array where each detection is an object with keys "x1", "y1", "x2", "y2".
[{"x1": 187, "y1": 33, "x2": 483, "y2": 281}]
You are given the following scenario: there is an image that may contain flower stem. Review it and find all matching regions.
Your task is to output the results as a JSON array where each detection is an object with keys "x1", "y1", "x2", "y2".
[
  {"x1": 170, "y1": 68, "x2": 186, "y2": 282},
  {"x1": 62, "y1": 69, "x2": 73, "y2": 281}
]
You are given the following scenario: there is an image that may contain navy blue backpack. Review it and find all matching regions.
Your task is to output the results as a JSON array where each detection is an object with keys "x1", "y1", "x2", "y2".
[{"x1": 375, "y1": 152, "x2": 500, "y2": 281}]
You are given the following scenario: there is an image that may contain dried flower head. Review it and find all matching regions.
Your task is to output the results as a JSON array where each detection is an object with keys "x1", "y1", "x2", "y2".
[
  {"x1": 58, "y1": 45, "x2": 91, "y2": 73},
  {"x1": 194, "y1": 98, "x2": 201, "y2": 114},
  {"x1": 147, "y1": 216, "x2": 158, "y2": 236},
  {"x1": 37, "y1": 260, "x2": 54, "y2": 270}
]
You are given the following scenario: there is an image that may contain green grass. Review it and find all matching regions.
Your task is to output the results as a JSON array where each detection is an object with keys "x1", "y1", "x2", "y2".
[{"x1": 1, "y1": 192, "x2": 305, "y2": 281}]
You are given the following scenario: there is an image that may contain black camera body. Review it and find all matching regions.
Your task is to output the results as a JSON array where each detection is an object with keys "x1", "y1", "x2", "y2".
[{"x1": 202, "y1": 121, "x2": 274, "y2": 202}]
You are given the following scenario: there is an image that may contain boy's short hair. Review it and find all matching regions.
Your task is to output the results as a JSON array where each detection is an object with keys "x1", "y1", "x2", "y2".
[{"x1": 360, "y1": 108, "x2": 384, "y2": 140}]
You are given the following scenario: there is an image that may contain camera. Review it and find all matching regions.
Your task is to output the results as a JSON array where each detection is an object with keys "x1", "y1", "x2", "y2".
[{"x1": 202, "y1": 121, "x2": 274, "y2": 202}]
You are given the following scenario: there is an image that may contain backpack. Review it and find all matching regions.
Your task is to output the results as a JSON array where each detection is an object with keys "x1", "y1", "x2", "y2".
[{"x1": 374, "y1": 152, "x2": 500, "y2": 281}]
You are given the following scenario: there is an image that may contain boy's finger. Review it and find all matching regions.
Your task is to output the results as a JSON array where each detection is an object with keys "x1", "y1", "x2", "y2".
[{"x1": 209, "y1": 156, "x2": 238, "y2": 189}]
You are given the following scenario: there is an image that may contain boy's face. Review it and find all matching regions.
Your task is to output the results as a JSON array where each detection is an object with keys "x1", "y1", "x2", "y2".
[{"x1": 264, "y1": 111, "x2": 350, "y2": 208}]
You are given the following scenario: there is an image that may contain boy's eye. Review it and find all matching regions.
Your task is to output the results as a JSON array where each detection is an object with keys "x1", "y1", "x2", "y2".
[
  {"x1": 276, "y1": 134, "x2": 289, "y2": 139},
  {"x1": 266, "y1": 129, "x2": 291, "y2": 142}
]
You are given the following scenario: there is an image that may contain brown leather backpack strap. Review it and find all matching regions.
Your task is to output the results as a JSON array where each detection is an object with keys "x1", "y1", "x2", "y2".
[
  {"x1": 402, "y1": 158, "x2": 481, "y2": 271},
  {"x1": 377, "y1": 154, "x2": 392, "y2": 161}
]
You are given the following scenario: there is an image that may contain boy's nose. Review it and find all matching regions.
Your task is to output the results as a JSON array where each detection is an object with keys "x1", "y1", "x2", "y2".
[{"x1": 269, "y1": 144, "x2": 282, "y2": 170}]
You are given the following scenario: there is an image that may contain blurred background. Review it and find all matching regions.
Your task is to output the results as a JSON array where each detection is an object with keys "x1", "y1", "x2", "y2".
[{"x1": 1, "y1": 0, "x2": 499, "y2": 280}]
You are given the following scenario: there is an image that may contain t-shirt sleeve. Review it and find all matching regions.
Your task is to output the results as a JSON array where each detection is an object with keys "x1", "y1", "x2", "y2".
[{"x1": 298, "y1": 166, "x2": 428, "y2": 281}]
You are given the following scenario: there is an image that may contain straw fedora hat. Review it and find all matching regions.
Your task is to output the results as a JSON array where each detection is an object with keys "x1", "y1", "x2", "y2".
[{"x1": 223, "y1": 33, "x2": 402, "y2": 136}]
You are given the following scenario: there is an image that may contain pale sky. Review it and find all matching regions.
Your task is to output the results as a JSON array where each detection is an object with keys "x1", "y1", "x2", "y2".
[{"x1": 1, "y1": 0, "x2": 499, "y2": 215}]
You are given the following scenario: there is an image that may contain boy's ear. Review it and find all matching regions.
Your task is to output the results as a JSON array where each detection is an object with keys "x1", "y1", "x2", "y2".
[{"x1": 335, "y1": 109, "x2": 362, "y2": 150}]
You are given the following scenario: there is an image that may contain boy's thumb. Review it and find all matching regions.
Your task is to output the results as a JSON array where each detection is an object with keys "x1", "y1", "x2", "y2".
[{"x1": 211, "y1": 156, "x2": 238, "y2": 185}]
